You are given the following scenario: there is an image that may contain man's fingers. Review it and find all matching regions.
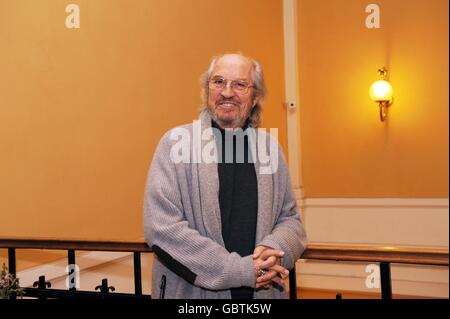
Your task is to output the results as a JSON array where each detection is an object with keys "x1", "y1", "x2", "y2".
[
  {"x1": 269, "y1": 264, "x2": 289, "y2": 277},
  {"x1": 252, "y1": 246, "x2": 266, "y2": 259},
  {"x1": 259, "y1": 249, "x2": 284, "y2": 261},
  {"x1": 255, "y1": 277, "x2": 285, "y2": 289},
  {"x1": 256, "y1": 270, "x2": 279, "y2": 283},
  {"x1": 259, "y1": 256, "x2": 278, "y2": 269},
  {"x1": 256, "y1": 270, "x2": 273, "y2": 283}
]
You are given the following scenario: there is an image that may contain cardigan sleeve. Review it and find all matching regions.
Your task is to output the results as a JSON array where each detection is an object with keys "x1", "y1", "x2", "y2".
[
  {"x1": 256, "y1": 148, "x2": 308, "y2": 270},
  {"x1": 144, "y1": 132, "x2": 255, "y2": 290}
]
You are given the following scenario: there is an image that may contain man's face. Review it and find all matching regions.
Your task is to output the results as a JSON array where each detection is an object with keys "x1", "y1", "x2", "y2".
[{"x1": 207, "y1": 55, "x2": 258, "y2": 129}]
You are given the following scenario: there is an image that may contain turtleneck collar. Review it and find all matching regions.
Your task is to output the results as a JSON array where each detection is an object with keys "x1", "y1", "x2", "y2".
[{"x1": 211, "y1": 119, "x2": 251, "y2": 133}]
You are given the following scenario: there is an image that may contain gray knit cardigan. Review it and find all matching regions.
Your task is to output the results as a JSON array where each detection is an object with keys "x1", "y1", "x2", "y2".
[{"x1": 144, "y1": 111, "x2": 307, "y2": 299}]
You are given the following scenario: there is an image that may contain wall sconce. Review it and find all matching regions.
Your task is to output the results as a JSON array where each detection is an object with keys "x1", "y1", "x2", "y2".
[{"x1": 369, "y1": 67, "x2": 393, "y2": 122}]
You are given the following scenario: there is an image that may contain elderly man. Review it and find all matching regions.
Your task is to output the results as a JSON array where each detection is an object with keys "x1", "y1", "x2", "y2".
[{"x1": 144, "y1": 53, "x2": 307, "y2": 299}]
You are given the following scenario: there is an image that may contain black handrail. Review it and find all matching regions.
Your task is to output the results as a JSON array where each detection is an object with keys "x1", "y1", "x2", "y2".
[{"x1": 1, "y1": 238, "x2": 153, "y2": 300}]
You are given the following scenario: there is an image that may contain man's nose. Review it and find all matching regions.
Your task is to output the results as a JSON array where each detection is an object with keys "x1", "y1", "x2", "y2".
[{"x1": 220, "y1": 83, "x2": 235, "y2": 98}]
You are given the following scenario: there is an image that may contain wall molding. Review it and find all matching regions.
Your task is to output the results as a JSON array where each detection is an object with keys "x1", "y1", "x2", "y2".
[
  {"x1": 294, "y1": 194, "x2": 449, "y2": 297},
  {"x1": 303, "y1": 198, "x2": 449, "y2": 209}
]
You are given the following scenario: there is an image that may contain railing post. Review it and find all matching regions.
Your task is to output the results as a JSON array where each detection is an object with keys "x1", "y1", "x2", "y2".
[
  {"x1": 380, "y1": 262, "x2": 392, "y2": 299},
  {"x1": 68, "y1": 249, "x2": 76, "y2": 291},
  {"x1": 8, "y1": 248, "x2": 16, "y2": 277},
  {"x1": 288, "y1": 263, "x2": 297, "y2": 299},
  {"x1": 7, "y1": 248, "x2": 16, "y2": 299},
  {"x1": 133, "y1": 252, "x2": 142, "y2": 296}
]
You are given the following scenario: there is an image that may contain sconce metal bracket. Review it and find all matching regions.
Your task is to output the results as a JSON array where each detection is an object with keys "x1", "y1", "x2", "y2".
[{"x1": 379, "y1": 98, "x2": 393, "y2": 122}]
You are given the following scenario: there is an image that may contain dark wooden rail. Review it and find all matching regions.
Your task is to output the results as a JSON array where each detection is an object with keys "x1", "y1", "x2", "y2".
[
  {"x1": 0, "y1": 237, "x2": 153, "y2": 252},
  {"x1": 302, "y1": 243, "x2": 449, "y2": 265},
  {"x1": 1, "y1": 237, "x2": 448, "y2": 299},
  {"x1": 295, "y1": 243, "x2": 448, "y2": 300}
]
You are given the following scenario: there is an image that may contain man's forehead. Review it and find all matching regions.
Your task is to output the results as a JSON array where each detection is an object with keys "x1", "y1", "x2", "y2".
[{"x1": 212, "y1": 54, "x2": 253, "y2": 78}]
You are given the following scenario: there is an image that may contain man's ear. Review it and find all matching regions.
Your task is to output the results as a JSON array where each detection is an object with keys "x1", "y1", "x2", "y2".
[{"x1": 252, "y1": 93, "x2": 261, "y2": 108}]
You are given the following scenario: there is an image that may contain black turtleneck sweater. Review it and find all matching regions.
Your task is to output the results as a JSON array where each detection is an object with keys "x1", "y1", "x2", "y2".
[{"x1": 212, "y1": 120, "x2": 258, "y2": 299}]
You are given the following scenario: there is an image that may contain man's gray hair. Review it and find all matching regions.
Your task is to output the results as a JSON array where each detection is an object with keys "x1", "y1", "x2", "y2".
[{"x1": 200, "y1": 54, "x2": 267, "y2": 128}]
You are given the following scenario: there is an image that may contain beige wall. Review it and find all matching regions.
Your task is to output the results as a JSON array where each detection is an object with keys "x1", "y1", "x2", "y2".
[
  {"x1": 0, "y1": 0, "x2": 286, "y2": 240},
  {"x1": 297, "y1": 0, "x2": 449, "y2": 197}
]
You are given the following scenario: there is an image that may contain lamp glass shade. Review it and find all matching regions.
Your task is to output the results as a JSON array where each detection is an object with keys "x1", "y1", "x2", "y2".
[{"x1": 369, "y1": 80, "x2": 393, "y2": 102}]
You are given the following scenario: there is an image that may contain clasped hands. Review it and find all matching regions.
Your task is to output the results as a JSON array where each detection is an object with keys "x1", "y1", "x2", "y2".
[{"x1": 252, "y1": 245, "x2": 289, "y2": 289}]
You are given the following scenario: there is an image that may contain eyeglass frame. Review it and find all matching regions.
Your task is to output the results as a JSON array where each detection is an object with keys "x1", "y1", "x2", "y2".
[{"x1": 208, "y1": 76, "x2": 256, "y2": 94}]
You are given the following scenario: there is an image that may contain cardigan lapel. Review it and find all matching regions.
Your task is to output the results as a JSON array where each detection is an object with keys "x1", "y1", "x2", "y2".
[
  {"x1": 251, "y1": 128, "x2": 275, "y2": 245},
  {"x1": 196, "y1": 111, "x2": 225, "y2": 246},
  {"x1": 195, "y1": 111, "x2": 276, "y2": 248}
]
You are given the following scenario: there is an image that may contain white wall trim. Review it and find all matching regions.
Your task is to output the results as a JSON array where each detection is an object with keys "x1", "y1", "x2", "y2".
[
  {"x1": 300, "y1": 197, "x2": 449, "y2": 247},
  {"x1": 283, "y1": 0, "x2": 304, "y2": 195},
  {"x1": 295, "y1": 195, "x2": 449, "y2": 297},
  {"x1": 304, "y1": 198, "x2": 449, "y2": 208}
]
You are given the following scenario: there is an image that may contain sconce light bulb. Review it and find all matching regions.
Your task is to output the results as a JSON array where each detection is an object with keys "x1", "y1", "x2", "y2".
[{"x1": 369, "y1": 80, "x2": 393, "y2": 102}]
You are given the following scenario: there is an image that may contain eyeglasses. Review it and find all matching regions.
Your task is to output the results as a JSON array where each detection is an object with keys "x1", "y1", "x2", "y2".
[{"x1": 209, "y1": 77, "x2": 255, "y2": 94}]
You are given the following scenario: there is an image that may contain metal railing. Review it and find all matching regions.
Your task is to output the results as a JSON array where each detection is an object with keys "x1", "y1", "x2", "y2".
[
  {"x1": 1, "y1": 238, "x2": 153, "y2": 299},
  {"x1": 293, "y1": 243, "x2": 449, "y2": 299},
  {"x1": 1, "y1": 237, "x2": 448, "y2": 299}
]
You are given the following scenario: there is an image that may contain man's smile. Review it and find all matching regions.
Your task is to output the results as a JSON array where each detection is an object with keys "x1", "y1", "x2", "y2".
[{"x1": 216, "y1": 101, "x2": 240, "y2": 107}]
